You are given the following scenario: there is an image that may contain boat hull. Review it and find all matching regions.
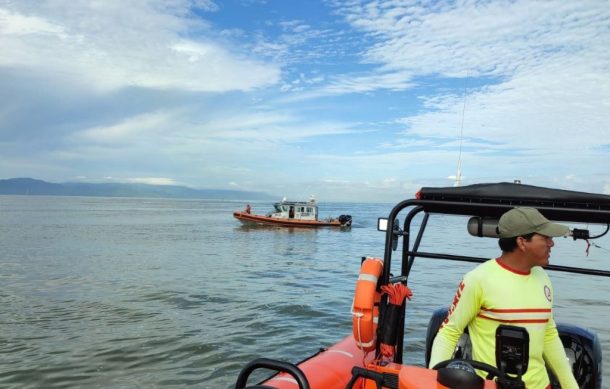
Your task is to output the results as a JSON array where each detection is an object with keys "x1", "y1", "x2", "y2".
[
  {"x1": 258, "y1": 335, "x2": 372, "y2": 388},
  {"x1": 233, "y1": 211, "x2": 346, "y2": 228},
  {"x1": 253, "y1": 335, "x2": 498, "y2": 388}
]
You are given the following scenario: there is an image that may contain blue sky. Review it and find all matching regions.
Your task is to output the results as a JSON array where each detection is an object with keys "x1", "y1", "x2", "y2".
[{"x1": 1, "y1": 0, "x2": 609, "y2": 202}]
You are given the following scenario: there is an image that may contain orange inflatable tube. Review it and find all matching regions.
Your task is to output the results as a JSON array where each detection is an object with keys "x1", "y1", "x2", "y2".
[
  {"x1": 260, "y1": 335, "x2": 373, "y2": 389},
  {"x1": 360, "y1": 364, "x2": 498, "y2": 389}
]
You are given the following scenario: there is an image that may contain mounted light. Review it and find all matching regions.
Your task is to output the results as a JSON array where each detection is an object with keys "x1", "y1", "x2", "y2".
[
  {"x1": 377, "y1": 218, "x2": 389, "y2": 231},
  {"x1": 467, "y1": 217, "x2": 500, "y2": 238}
]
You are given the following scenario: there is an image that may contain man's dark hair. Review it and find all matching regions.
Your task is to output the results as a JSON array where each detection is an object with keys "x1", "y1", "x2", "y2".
[{"x1": 498, "y1": 232, "x2": 536, "y2": 252}]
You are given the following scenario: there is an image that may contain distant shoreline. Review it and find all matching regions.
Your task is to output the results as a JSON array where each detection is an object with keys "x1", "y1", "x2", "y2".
[{"x1": 0, "y1": 178, "x2": 276, "y2": 201}]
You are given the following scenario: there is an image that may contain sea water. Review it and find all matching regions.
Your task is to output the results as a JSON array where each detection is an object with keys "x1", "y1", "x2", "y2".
[{"x1": 1, "y1": 195, "x2": 608, "y2": 388}]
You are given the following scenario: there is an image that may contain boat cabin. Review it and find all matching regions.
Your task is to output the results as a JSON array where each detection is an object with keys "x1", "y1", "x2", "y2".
[{"x1": 269, "y1": 196, "x2": 318, "y2": 221}]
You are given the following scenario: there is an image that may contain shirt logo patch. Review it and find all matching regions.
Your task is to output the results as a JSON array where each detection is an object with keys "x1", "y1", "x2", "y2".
[{"x1": 544, "y1": 285, "x2": 552, "y2": 302}]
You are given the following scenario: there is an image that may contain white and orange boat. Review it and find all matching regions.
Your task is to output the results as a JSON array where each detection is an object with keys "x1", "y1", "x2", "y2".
[
  {"x1": 233, "y1": 196, "x2": 352, "y2": 228},
  {"x1": 235, "y1": 182, "x2": 608, "y2": 389}
]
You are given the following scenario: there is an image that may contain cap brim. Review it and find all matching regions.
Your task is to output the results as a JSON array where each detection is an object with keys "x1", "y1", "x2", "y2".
[{"x1": 536, "y1": 222, "x2": 569, "y2": 237}]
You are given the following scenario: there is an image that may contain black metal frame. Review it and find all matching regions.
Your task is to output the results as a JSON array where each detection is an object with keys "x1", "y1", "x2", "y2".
[{"x1": 379, "y1": 185, "x2": 610, "y2": 363}]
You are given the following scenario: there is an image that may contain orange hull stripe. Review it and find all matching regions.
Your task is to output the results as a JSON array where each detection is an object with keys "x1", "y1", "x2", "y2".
[
  {"x1": 478, "y1": 314, "x2": 549, "y2": 324},
  {"x1": 233, "y1": 212, "x2": 341, "y2": 227},
  {"x1": 481, "y1": 308, "x2": 551, "y2": 313}
]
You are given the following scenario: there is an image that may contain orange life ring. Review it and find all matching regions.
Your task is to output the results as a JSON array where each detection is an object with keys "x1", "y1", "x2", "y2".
[{"x1": 351, "y1": 257, "x2": 383, "y2": 352}]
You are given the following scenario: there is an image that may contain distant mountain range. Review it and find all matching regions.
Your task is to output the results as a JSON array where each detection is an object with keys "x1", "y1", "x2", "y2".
[{"x1": 0, "y1": 178, "x2": 276, "y2": 201}]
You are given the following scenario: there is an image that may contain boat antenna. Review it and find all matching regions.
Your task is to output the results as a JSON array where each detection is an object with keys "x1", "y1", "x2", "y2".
[{"x1": 454, "y1": 72, "x2": 468, "y2": 187}]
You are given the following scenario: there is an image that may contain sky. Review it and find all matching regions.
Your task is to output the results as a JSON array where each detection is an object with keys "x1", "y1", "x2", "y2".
[{"x1": 1, "y1": 0, "x2": 609, "y2": 203}]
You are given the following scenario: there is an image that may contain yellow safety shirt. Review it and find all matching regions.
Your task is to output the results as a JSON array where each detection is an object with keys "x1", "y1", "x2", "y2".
[{"x1": 429, "y1": 259, "x2": 578, "y2": 389}]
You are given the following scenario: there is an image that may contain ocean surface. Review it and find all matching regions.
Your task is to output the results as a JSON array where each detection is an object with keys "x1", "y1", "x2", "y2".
[{"x1": 1, "y1": 195, "x2": 609, "y2": 388}]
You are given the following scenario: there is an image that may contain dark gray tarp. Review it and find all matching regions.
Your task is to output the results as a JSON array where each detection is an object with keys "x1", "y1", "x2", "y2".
[
  {"x1": 418, "y1": 182, "x2": 610, "y2": 209},
  {"x1": 410, "y1": 182, "x2": 610, "y2": 223}
]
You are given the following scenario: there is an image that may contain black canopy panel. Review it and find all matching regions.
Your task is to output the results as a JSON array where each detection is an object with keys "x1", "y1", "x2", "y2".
[{"x1": 413, "y1": 182, "x2": 610, "y2": 223}]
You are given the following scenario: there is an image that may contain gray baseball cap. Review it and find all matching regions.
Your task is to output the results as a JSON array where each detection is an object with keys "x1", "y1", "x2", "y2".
[{"x1": 498, "y1": 207, "x2": 569, "y2": 238}]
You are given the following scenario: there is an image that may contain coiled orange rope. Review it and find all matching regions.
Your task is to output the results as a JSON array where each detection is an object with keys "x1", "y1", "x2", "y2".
[{"x1": 379, "y1": 283, "x2": 412, "y2": 358}]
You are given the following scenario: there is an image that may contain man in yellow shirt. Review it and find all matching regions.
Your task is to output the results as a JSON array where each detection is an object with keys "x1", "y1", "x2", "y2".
[{"x1": 429, "y1": 207, "x2": 578, "y2": 389}]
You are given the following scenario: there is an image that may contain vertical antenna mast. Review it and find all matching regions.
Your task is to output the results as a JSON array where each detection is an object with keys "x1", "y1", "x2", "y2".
[{"x1": 454, "y1": 72, "x2": 468, "y2": 187}]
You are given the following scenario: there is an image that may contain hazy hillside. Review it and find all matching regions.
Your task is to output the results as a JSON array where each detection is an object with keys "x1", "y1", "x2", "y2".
[{"x1": 0, "y1": 178, "x2": 276, "y2": 201}]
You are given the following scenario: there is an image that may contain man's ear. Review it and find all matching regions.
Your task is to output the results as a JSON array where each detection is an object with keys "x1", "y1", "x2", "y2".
[{"x1": 516, "y1": 236, "x2": 527, "y2": 252}]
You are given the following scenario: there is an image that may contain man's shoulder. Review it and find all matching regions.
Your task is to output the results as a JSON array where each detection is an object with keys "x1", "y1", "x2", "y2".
[
  {"x1": 472, "y1": 258, "x2": 498, "y2": 272},
  {"x1": 465, "y1": 258, "x2": 498, "y2": 280}
]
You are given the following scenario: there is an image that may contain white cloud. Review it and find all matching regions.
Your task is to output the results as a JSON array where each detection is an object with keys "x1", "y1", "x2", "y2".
[
  {"x1": 327, "y1": 0, "x2": 610, "y2": 190},
  {"x1": 0, "y1": 8, "x2": 66, "y2": 36},
  {"x1": 0, "y1": 1, "x2": 280, "y2": 92},
  {"x1": 399, "y1": 64, "x2": 610, "y2": 154},
  {"x1": 339, "y1": 1, "x2": 608, "y2": 76},
  {"x1": 76, "y1": 110, "x2": 179, "y2": 143},
  {"x1": 127, "y1": 177, "x2": 177, "y2": 185},
  {"x1": 323, "y1": 71, "x2": 415, "y2": 94},
  {"x1": 279, "y1": 70, "x2": 415, "y2": 101},
  {"x1": 199, "y1": 112, "x2": 357, "y2": 141}
]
